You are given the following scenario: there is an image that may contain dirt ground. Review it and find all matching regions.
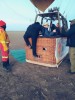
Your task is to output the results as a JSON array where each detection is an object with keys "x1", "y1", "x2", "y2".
[{"x1": 0, "y1": 31, "x2": 75, "y2": 100}]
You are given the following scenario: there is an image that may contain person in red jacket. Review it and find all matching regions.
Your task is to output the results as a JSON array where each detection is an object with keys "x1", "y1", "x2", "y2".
[{"x1": 0, "y1": 20, "x2": 11, "y2": 71}]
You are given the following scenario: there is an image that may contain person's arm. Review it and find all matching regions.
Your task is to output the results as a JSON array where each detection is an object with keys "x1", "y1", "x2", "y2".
[
  {"x1": 61, "y1": 26, "x2": 75, "y2": 37},
  {"x1": 0, "y1": 29, "x2": 8, "y2": 51},
  {"x1": 40, "y1": 25, "x2": 45, "y2": 36}
]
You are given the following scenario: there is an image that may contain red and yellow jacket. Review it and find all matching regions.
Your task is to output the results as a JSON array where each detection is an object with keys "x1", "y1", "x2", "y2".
[{"x1": 0, "y1": 27, "x2": 10, "y2": 51}]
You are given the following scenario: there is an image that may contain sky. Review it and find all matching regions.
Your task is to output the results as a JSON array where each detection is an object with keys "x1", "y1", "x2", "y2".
[{"x1": 0, "y1": 0, "x2": 75, "y2": 31}]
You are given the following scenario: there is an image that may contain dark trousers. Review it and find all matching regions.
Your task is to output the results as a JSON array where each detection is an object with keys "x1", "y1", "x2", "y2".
[
  {"x1": 3, "y1": 59, "x2": 9, "y2": 67},
  {"x1": 24, "y1": 36, "x2": 31, "y2": 46},
  {"x1": 32, "y1": 36, "x2": 37, "y2": 56},
  {"x1": 24, "y1": 33, "x2": 38, "y2": 56}
]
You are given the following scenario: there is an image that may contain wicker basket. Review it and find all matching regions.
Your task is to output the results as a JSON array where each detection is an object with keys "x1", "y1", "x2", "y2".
[
  {"x1": 25, "y1": 36, "x2": 69, "y2": 67},
  {"x1": 25, "y1": 37, "x2": 61, "y2": 67}
]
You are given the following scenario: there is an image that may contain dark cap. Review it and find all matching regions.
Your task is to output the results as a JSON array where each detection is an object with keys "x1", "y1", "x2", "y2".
[{"x1": 69, "y1": 19, "x2": 75, "y2": 24}]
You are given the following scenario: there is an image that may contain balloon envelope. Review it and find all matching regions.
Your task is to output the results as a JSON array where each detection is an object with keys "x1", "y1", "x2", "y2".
[{"x1": 30, "y1": 0, "x2": 54, "y2": 12}]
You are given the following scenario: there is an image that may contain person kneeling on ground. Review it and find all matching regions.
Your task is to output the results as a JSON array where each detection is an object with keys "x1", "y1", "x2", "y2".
[{"x1": 23, "y1": 22, "x2": 44, "y2": 58}]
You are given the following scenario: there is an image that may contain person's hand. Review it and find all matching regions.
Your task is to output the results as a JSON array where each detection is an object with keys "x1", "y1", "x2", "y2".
[{"x1": 53, "y1": 29, "x2": 56, "y2": 32}]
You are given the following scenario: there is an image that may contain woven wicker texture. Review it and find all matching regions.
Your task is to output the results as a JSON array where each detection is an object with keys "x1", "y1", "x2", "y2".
[{"x1": 25, "y1": 37, "x2": 56, "y2": 64}]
